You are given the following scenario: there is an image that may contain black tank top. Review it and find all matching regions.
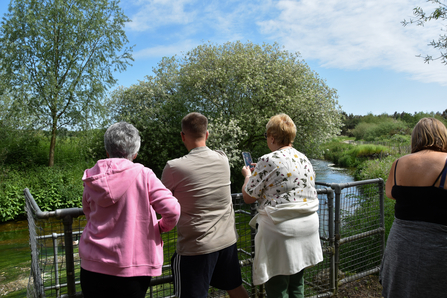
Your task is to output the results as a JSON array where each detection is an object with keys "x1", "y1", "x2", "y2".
[{"x1": 391, "y1": 159, "x2": 447, "y2": 226}]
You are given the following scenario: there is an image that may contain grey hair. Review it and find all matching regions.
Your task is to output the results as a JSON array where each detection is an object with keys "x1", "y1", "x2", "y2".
[{"x1": 104, "y1": 122, "x2": 141, "y2": 160}]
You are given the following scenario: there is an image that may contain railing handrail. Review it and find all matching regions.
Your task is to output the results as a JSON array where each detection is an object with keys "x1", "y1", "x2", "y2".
[{"x1": 24, "y1": 178, "x2": 385, "y2": 298}]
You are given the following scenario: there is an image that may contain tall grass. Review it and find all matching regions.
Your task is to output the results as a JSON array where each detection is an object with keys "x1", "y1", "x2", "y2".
[{"x1": 323, "y1": 138, "x2": 392, "y2": 168}]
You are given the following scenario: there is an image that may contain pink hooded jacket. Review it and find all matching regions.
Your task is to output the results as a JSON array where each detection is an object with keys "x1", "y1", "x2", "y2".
[{"x1": 79, "y1": 158, "x2": 180, "y2": 277}]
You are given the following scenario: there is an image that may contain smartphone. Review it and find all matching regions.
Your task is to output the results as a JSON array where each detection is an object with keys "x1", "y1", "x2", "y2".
[{"x1": 242, "y1": 152, "x2": 253, "y2": 168}]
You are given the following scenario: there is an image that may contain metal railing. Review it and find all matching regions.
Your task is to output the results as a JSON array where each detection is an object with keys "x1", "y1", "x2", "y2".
[{"x1": 25, "y1": 178, "x2": 384, "y2": 298}]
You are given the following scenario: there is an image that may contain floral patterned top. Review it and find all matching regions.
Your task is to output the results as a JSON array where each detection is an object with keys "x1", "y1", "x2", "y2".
[{"x1": 245, "y1": 147, "x2": 318, "y2": 210}]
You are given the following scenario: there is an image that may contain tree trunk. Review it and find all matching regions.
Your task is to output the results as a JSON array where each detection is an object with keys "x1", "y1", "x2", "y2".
[{"x1": 48, "y1": 123, "x2": 57, "y2": 167}]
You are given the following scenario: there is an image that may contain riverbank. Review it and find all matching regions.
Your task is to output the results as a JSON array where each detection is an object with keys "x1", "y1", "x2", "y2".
[
  {"x1": 0, "y1": 220, "x2": 30, "y2": 298},
  {"x1": 321, "y1": 136, "x2": 400, "y2": 241}
]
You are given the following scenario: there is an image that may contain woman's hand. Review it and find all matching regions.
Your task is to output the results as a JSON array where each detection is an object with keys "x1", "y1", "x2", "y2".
[
  {"x1": 242, "y1": 165, "x2": 257, "y2": 204},
  {"x1": 241, "y1": 164, "x2": 255, "y2": 177}
]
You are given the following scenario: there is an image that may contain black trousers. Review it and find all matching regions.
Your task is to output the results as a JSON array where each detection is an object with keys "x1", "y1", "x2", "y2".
[{"x1": 80, "y1": 267, "x2": 152, "y2": 298}]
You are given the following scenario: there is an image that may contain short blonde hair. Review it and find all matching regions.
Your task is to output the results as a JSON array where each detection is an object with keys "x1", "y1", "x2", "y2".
[
  {"x1": 266, "y1": 113, "x2": 296, "y2": 146},
  {"x1": 411, "y1": 118, "x2": 447, "y2": 153}
]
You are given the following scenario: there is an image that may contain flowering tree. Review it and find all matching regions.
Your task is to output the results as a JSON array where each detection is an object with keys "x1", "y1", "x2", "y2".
[{"x1": 111, "y1": 41, "x2": 343, "y2": 188}]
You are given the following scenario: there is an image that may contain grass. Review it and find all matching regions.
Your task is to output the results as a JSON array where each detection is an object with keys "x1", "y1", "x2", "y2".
[{"x1": 0, "y1": 220, "x2": 30, "y2": 298}]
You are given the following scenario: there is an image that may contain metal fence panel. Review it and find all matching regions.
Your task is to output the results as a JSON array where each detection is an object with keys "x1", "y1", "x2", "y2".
[{"x1": 24, "y1": 178, "x2": 384, "y2": 298}]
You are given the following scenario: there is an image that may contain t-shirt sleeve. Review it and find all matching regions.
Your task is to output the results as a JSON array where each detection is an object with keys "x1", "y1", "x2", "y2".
[
  {"x1": 245, "y1": 158, "x2": 270, "y2": 200},
  {"x1": 148, "y1": 169, "x2": 180, "y2": 232},
  {"x1": 161, "y1": 163, "x2": 175, "y2": 193}
]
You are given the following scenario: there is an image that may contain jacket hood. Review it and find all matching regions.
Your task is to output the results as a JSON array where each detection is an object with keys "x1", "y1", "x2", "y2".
[{"x1": 82, "y1": 158, "x2": 144, "y2": 207}]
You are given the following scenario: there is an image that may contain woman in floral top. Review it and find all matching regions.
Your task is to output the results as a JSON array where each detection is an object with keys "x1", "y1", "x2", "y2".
[{"x1": 241, "y1": 114, "x2": 323, "y2": 298}]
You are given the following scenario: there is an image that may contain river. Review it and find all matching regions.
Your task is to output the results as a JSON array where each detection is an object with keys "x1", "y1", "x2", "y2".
[{"x1": 312, "y1": 159, "x2": 355, "y2": 184}]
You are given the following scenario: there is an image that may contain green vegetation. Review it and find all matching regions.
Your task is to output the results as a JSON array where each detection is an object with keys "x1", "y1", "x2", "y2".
[
  {"x1": 323, "y1": 139, "x2": 391, "y2": 168},
  {"x1": 0, "y1": 0, "x2": 133, "y2": 167},
  {"x1": 323, "y1": 111, "x2": 447, "y2": 243},
  {"x1": 402, "y1": 0, "x2": 447, "y2": 65},
  {"x1": 0, "y1": 129, "x2": 100, "y2": 222},
  {"x1": 111, "y1": 41, "x2": 344, "y2": 191}
]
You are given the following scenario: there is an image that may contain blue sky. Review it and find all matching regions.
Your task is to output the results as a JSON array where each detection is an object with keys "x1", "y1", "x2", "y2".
[{"x1": 1, "y1": 0, "x2": 446, "y2": 116}]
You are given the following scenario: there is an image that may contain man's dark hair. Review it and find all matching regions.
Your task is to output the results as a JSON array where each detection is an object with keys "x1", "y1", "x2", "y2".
[{"x1": 181, "y1": 112, "x2": 208, "y2": 138}]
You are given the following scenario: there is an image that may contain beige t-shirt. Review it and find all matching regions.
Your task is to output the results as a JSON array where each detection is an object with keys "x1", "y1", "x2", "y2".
[{"x1": 161, "y1": 146, "x2": 238, "y2": 256}]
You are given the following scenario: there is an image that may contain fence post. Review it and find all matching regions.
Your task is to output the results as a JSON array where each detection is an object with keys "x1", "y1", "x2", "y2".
[
  {"x1": 333, "y1": 184, "x2": 342, "y2": 297},
  {"x1": 378, "y1": 178, "x2": 385, "y2": 257},
  {"x1": 63, "y1": 215, "x2": 77, "y2": 297},
  {"x1": 327, "y1": 189, "x2": 336, "y2": 295}
]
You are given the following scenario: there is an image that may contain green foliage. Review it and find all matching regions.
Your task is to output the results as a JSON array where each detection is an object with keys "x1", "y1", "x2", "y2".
[
  {"x1": 402, "y1": 0, "x2": 447, "y2": 65},
  {"x1": 340, "y1": 112, "x2": 361, "y2": 136},
  {"x1": 351, "y1": 156, "x2": 398, "y2": 239},
  {"x1": 111, "y1": 41, "x2": 343, "y2": 191},
  {"x1": 0, "y1": 125, "x2": 105, "y2": 168},
  {"x1": 351, "y1": 119, "x2": 409, "y2": 141},
  {"x1": 354, "y1": 155, "x2": 397, "y2": 181},
  {"x1": 322, "y1": 138, "x2": 391, "y2": 168},
  {"x1": 322, "y1": 139, "x2": 355, "y2": 167},
  {"x1": 55, "y1": 129, "x2": 106, "y2": 163},
  {"x1": 344, "y1": 111, "x2": 447, "y2": 141},
  {"x1": 322, "y1": 135, "x2": 408, "y2": 241},
  {"x1": 207, "y1": 113, "x2": 247, "y2": 169},
  {"x1": 0, "y1": 183, "x2": 23, "y2": 222},
  {"x1": 0, "y1": 128, "x2": 49, "y2": 166},
  {"x1": 392, "y1": 111, "x2": 447, "y2": 128},
  {"x1": 350, "y1": 145, "x2": 391, "y2": 157},
  {"x1": 0, "y1": 163, "x2": 88, "y2": 222},
  {"x1": 0, "y1": 0, "x2": 133, "y2": 166},
  {"x1": 0, "y1": 129, "x2": 100, "y2": 222}
]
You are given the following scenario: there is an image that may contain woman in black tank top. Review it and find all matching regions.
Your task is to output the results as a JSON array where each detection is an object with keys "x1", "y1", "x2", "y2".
[{"x1": 380, "y1": 118, "x2": 447, "y2": 298}]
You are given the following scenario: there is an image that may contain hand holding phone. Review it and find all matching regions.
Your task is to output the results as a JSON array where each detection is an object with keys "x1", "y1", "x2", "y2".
[{"x1": 242, "y1": 152, "x2": 254, "y2": 168}]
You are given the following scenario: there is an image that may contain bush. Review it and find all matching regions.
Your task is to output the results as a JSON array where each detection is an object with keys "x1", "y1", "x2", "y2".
[
  {"x1": 354, "y1": 155, "x2": 396, "y2": 181},
  {"x1": 0, "y1": 162, "x2": 91, "y2": 222},
  {"x1": 352, "y1": 119, "x2": 409, "y2": 141},
  {"x1": 322, "y1": 139, "x2": 391, "y2": 168},
  {"x1": 0, "y1": 129, "x2": 49, "y2": 166}
]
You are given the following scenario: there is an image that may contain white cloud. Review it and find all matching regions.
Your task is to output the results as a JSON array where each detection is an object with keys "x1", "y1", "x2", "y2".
[
  {"x1": 124, "y1": 0, "x2": 447, "y2": 85},
  {"x1": 133, "y1": 40, "x2": 199, "y2": 59},
  {"x1": 257, "y1": 0, "x2": 447, "y2": 84},
  {"x1": 126, "y1": 0, "x2": 198, "y2": 32}
]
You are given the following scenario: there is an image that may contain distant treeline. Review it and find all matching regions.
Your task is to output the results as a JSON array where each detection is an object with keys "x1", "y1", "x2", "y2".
[{"x1": 340, "y1": 110, "x2": 447, "y2": 141}]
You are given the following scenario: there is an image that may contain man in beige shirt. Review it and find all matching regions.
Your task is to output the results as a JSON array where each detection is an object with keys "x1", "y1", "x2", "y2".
[{"x1": 162, "y1": 112, "x2": 248, "y2": 298}]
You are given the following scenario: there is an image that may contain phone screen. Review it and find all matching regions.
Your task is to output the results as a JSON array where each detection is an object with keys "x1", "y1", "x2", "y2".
[{"x1": 242, "y1": 152, "x2": 253, "y2": 168}]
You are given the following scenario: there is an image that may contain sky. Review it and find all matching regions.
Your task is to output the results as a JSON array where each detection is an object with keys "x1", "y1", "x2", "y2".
[{"x1": 1, "y1": 0, "x2": 446, "y2": 116}]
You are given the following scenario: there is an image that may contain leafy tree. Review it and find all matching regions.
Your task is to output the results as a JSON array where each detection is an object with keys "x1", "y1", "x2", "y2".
[
  {"x1": 112, "y1": 41, "x2": 343, "y2": 190},
  {"x1": 402, "y1": 0, "x2": 447, "y2": 64},
  {"x1": 441, "y1": 109, "x2": 447, "y2": 119},
  {"x1": 0, "y1": 0, "x2": 133, "y2": 166},
  {"x1": 341, "y1": 112, "x2": 361, "y2": 136},
  {"x1": 110, "y1": 56, "x2": 188, "y2": 175},
  {"x1": 174, "y1": 42, "x2": 342, "y2": 157}
]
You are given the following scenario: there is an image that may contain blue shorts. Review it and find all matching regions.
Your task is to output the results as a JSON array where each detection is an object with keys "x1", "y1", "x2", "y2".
[{"x1": 171, "y1": 243, "x2": 243, "y2": 298}]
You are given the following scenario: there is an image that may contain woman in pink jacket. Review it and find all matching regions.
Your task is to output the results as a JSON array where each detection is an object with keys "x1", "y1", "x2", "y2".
[{"x1": 79, "y1": 122, "x2": 180, "y2": 298}]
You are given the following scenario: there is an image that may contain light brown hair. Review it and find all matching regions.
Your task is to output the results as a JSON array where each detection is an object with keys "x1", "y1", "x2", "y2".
[
  {"x1": 266, "y1": 113, "x2": 297, "y2": 146},
  {"x1": 181, "y1": 112, "x2": 208, "y2": 138},
  {"x1": 411, "y1": 118, "x2": 447, "y2": 153}
]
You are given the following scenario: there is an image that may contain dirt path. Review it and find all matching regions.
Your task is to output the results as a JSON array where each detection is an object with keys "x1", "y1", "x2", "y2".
[{"x1": 338, "y1": 275, "x2": 383, "y2": 298}]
